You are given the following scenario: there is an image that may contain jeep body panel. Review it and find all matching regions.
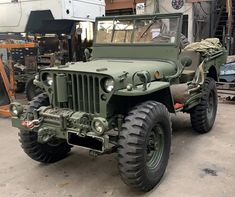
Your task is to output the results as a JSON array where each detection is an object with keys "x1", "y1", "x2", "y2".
[
  {"x1": 93, "y1": 13, "x2": 183, "y2": 61},
  {"x1": 11, "y1": 13, "x2": 227, "y2": 154},
  {"x1": 43, "y1": 59, "x2": 177, "y2": 86}
]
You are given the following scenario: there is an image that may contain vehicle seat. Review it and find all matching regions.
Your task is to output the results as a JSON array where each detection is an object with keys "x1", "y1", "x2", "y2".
[{"x1": 179, "y1": 50, "x2": 201, "y2": 83}]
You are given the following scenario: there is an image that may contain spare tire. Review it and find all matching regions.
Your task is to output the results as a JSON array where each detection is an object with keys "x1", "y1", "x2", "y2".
[{"x1": 25, "y1": 76, "x2": 43, "y2": 101}]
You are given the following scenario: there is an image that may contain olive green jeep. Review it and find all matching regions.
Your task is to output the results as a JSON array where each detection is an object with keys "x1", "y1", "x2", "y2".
[{"x1": 10, "y1": 13, "x2": 227, "y2": 192}]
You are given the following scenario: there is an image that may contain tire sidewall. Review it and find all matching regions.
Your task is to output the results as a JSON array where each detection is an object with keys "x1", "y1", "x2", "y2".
[
  {"x1": 118, "y1": 101, "x2": 172, "y2": 191},
  {"x1": 190, "y1": 77, "x2": 218, "y2": 133},
  {"x1": 26, "y1": 76, "x2": 43, "y2": 101},
  {"x1": 144, "y1": 108, "x2": 172, "y2": 183},
  {"x1": 19, "y1": 93, "x2": 71, "y2": 163},
  {"x1": 203, "y1": 78, "x2": 218, "y2": 130}
]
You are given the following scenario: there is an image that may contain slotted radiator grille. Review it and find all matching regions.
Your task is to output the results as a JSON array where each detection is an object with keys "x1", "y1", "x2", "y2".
[{"x1": 53, "y1": 73, "x2": 100, "y2": 114}]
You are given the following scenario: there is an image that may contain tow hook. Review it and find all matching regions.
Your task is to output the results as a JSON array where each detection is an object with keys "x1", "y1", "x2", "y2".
[{"x1": 21, "y1": 118, "x2": 43, "y2": 129}]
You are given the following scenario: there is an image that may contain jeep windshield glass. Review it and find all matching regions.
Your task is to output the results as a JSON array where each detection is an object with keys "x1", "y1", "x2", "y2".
[{"x1": 95, "y1": 17, "x2": 179, "y2": 45}]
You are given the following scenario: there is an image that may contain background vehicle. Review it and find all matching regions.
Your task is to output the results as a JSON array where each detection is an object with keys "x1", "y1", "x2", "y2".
[
  {"x1": 0, "y1": 0, "x2": 105, "y2": 99},
  {"x1": 0, "y1": 0, "x2": 105, "y2": 32},
  {"x1": 10, "y1": 13, "x2": 227, "y2": 192},
  {"x1": 217, "y1": 59, "x2": 235, "y2": 101},
  {"x1": 220, "y1": 61, "x2": 235, "y2": 82}
]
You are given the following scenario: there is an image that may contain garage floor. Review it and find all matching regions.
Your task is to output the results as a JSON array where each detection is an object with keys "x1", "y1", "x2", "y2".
[{"x1": 0, "y1": 102, "x2": 234, "y2": 197}]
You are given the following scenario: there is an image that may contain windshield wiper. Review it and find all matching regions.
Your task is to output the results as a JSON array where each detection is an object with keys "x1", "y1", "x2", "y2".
[{"x1": 139, "y1": 16, "x2": 158, "y2": 39}]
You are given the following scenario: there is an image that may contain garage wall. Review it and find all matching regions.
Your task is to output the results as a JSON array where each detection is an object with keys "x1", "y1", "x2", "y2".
[{"x1": 159, "y1": 0, "x2": 194, "y2": 43}]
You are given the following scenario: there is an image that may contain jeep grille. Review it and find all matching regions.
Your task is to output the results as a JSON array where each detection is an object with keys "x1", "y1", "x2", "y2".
[{"x1": 53, "y1": 72, "x2": 100, "y2": 114}]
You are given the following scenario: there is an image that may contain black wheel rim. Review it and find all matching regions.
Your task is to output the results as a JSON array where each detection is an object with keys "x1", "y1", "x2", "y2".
[
  {"x1": 207, "y1": 91, "x2": 215, "y2": 123},
  {"x1": 146, "y1": 124, "x2": 164, "y2": 169}
]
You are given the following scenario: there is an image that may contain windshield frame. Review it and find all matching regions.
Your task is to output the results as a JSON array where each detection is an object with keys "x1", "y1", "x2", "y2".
[{"x1": 94, "y1": 13, "x2": 182, "y2": 47}]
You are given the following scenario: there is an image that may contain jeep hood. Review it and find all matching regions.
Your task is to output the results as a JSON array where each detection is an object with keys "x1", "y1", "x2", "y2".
[{"x1": 45, "y1": 59, "x2": 177, "y2": 79}]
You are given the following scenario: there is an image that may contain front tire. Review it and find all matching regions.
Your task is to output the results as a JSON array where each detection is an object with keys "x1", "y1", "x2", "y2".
[
  {"x1": 19, "y1": 93, "x2": 71, "y2": 163},
  {"x1": 118, "y1": 101, "x2": 172, "y2": 192},
  {"x1": 25, "y1": 76, "x2": 43, "y2": 101},
  {"x1": 19, "y1": 131, "x2": 71, "y2": 163},
  {"x1": 190, "y1": 77, "x2": 218, "y2": 133}
]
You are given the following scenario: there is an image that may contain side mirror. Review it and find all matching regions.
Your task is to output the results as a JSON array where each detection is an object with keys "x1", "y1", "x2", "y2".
[{"x1": 181, "y1": 56, "x2": 192, "y2": 67}]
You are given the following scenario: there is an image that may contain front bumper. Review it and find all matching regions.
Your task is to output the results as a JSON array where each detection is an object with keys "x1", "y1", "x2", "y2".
[{"x1": 11, "y1": 105, "x2": 110, "y2": 153}]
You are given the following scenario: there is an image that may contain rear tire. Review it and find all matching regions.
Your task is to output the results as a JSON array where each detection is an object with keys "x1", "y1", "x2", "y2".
[
  {"x1": 118, "y1": 101, "x2": 172, "y2": 192},
  {"x1": 190, "y1": 77, "x2": 218, "y2": 133},
  {"x1": 19, "y1": 93, "x2": 71, "y2": 163}
]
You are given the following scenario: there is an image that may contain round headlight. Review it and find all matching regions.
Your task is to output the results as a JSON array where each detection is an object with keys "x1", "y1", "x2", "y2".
[
  {"x1": 9, "y1": 102, "x2": 23, "y2": 117},
  {"x1": 11, "y1": 105, "x2": 18, "y2": 116},
  {"x1": 43, "y1": 73, "x2": 53, "y2": 86},
  {"x1": 46, "y1": 75, "x2": 53, "y2": 86},
  {"x1": 94, "y1": 120, "x2": 105, "y2": 134},
  {"x1": 91, "y1": 118, "x2": 108, "y2": 135},
  {"x1": 104, "y1": 78, "x2": 114, "y2": 92},
  {"x1": 35, "y1": 74, "x2": 39, "y2": 80}
]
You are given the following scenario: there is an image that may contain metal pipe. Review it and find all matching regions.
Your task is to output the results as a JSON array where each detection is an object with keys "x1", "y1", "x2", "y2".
[
  {"x1": 184, "y1": 93, "x2": 202, "y2": 108},
  {"x1": 188, "y1": 61, "x2": 205, "y2": 93}
]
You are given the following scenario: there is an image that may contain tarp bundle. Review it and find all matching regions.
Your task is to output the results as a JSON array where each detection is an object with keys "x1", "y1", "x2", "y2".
[{"x1": 184, "y1": 38, "x2": 223, "y2": 56}]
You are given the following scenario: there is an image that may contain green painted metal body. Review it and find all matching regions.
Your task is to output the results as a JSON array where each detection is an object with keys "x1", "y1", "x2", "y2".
[{"x1": 11, "y1": 13, "x2": 227, "y2": 152}]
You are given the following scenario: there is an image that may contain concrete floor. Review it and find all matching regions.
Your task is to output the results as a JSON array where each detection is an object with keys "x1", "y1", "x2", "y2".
[{"x1": 0, "y1": 102, "x2": 235, "y2": 197}]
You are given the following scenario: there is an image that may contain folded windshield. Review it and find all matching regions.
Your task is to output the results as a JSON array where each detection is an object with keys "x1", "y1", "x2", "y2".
[{"x1": 96, "y1": 16, "x2": 179, "y2": 45}]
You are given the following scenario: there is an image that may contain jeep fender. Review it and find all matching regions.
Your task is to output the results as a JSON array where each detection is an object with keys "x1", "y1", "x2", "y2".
[{"x1": 114, "y1": 81, "x2": 175, "y2": 113}]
